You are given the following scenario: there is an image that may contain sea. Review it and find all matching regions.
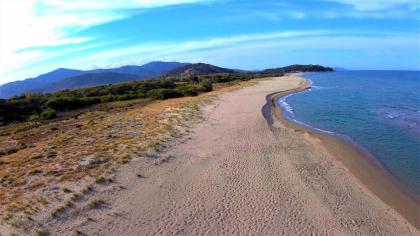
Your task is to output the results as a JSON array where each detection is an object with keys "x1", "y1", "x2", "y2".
[{"x1": 278, "y1": 71, "x2": 420, "y2": 195}]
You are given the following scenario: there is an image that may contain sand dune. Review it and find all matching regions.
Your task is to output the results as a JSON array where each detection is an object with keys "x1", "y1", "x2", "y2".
[{"x1": 51, "y1": 75, "x2": 418, "y2": 235}]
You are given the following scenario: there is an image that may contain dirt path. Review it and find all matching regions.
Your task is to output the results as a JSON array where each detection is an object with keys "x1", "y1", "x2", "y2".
[{"x1": 51, "y1": 75, "x2": 417, "y2": 235}]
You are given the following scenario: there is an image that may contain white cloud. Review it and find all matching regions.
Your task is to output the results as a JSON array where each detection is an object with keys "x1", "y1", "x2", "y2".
[
  {"x1": 160, "y1": 34, "x2": 419, "y2": 70},
  {"x1": 1, "y1": 29, "x2": 418, "y2": 83},
  {"x1": 288, "y1": 11, "x2": 306, "y2": 19},
  {"x1": 328, "y1": 0, "x2": 418, "y2": 11},
  {"x1": 107, "y1": 34, "x2": 419, "y2": 71},
  {"x1": 235, "y1": 10, "x2": 306, "y2": 22},
  {"x1": 64, "y1": 30, "x2": 419, "y2": 70},
  {"x1": 39, "y1": 0, "x2": 212, "y2": 10},
  {"x1": 0, "y1": 30, "x2": 332, "y2": 83},
  {"x1": 73, "y1": 30, "x2": 332, "y2": 65},
  {"x1": 0, "y1": 0, "x2": 211, "y2": 82},
  {"x1": 0, "y1": 0, "x2": 418, "y2": 84}
]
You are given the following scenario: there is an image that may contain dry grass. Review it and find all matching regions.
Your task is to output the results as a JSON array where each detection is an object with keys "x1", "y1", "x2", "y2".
[
  {"x1": 0, "y1": 77, "x2": 272, "y2": 229},
  {"x1": 35, "y1": 227, "x2": 49, "y2": 236},
  {"x1": 51, "y1": 200, "x2": 74, "y2": 218},
  {"x1": 87, "y1": 198, "x2": 105, "y2": 209},
  {"x1": 95, "y1": 176, "x2": 113, "y2": 184}
]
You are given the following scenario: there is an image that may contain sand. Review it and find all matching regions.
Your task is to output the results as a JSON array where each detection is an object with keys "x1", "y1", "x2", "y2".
[{"x1": 49, "y1": 75, "x2": 418, "y2": 235}]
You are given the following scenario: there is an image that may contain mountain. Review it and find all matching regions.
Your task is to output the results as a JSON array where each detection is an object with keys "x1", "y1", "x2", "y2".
[
  {"x1": 262, "y1": 64, "x2": 334, "y2": 74},
  {"x1": 0, "y1": 61, "x2": 189, "y2": 98},
  {"x1": 137, "y1": 61, "x2": 191, "y2": 74},
  {"x1": 166, "y1": 63, "x2": 236, "y2": 77},
  {"x1": 88, "y1": 61, "x2": 189, "y2": 77},
  {"x1": 45, "y1": 72, "x2": 139, "y2": 92},
  {"x1": 0, "y1": 68, "x2": 85, "y2": 98}
]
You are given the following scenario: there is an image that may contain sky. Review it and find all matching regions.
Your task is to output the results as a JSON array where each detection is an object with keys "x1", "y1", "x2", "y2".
[{"x1": 0, "y1": 0, "x2": 419, "y2": 85}]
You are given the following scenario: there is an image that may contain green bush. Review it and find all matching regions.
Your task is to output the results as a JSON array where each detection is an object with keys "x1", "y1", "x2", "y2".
[
  {"x1": 40, "y1": 109, "x2": 57, "y2": 120},
  {"x1": 147, "y1": 89, "x2": 183, "y2": 100},
  {"x1": 175, "y1": 85, "x2": 199, "y2": 96},
  {"x1": 45, "y1": 97, "x2": 81, "y2": 110},
  {"x1": 199, "y1": 81, "x2": 213, "y2": 92},
  {"x1": 100, "y1": 95, "x2": 116, "y2": 103},
  {"x1": 116, "y1": 94, "x2": 137, "y2": 101},
  {"x1": 45, "y1": 96, "x2": 100, "y2": 110},
  {"x1": 29, "y1": 114, "x2": 40, "y2": 121}
]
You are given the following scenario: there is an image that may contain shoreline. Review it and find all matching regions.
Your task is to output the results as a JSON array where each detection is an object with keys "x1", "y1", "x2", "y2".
[
  {"x1": 266, "y1": 75, "x2": 420, "y2": 228},
  {"x1": 17, "y1": 74, "x2": 417, "y2": 235}
]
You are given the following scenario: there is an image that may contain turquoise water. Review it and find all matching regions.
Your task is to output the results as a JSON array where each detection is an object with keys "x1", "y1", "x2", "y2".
[{"x1": 278, "y1": 71, "x2": 420, "y2": 195}]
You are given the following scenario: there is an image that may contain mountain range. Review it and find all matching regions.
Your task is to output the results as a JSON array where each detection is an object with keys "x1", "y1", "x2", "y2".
[
  {"x1": 0, "y1": 62, "x2": 334, "y2": 98},
  {"x1": 0, "y1": 61, "x2": 189, "y2": 98}
]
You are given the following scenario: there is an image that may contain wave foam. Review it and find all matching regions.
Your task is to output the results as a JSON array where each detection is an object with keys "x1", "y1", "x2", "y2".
[
  {"x1": 277, "y1": 79, "x2": 335, "y2": 135},
  {"x1": 278, "y1": 94, "x2": 295, "y2": 118}
]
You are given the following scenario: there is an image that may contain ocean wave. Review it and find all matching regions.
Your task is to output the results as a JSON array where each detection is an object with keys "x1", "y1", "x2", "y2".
[
  {"x1": 307, "y1": 78, "x2": 314, "y2": 86},
  {"x1": 277, "y1": 87, "x2": 335, "y2": 135},
  {"x1": 277, "y1": 77, "x2": 338, "y2": 135},
  {"x1": 291, "y1": 118, "x2": 335, "y2": 134},
  {"x1": 374, "y1": 105, "x2": 420, "y2": 138},
  {"x1": 306, "y1": 79, "x2": 330, "y2": 90},
  {"x1": 278, "y1": 94, "x2": 295, "y2": 117}
]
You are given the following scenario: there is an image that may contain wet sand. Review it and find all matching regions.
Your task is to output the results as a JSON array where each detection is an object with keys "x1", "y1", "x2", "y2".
[
  {"x1": 269, "y1": 75, "x2": 420, "y2": 229},
  {"x1": 50, "y1": 75, "x2": 418, "y2": 235}
]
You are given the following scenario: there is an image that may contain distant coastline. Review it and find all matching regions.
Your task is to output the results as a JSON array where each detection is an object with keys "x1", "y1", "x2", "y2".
[{"x1": 266, "y1": 74, "x2": 420, "y2": 228}]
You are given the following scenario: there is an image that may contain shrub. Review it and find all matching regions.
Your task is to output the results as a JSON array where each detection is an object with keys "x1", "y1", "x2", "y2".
[
  {"x1": 199, "y1": 80, "x2": 213, "y2": 92},
  {"x1": 116, "y1": 94, "x2": 137, "y2": 101},
  {"x1": 40, "y1": 109, "x2": 57, "y2": 120},
  {"x1": 45, "y1": 97, "x2": 74, "y2": 110},
  {"x1": 100, "y1": 95, "x2": 116, "y2": 103},
  {"x1": 46, "y1": 96, "x2": 100, "y2": 110},
  {"x1": 175, "y1": 85, "x2": 199, "y2": 96},
  {"x1": 147, "y1": 89, "x2": 183, "y2": 100},
  {"x1": 29, "y1": 114, "x2": 40, "y2": 121}
]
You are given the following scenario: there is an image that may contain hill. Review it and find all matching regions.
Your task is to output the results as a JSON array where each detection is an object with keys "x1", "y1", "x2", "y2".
[
  {"x1": 45, "y1": 72, "x2": 139, "y2": 92},
  {"x1": 88, "y1": 61, "x2": 189, "y2": 77},
  {"x1": 166, "y1": 63, "x2": 236, "y2": 77},
  {"x1": 0, "y1": 61, "x2": 189, "y2": 98},
  {"x1": 262, "y1": 64, "x2": 334, "y2": 74},
  {"x1": 0, "y1": 68, "x2": 85, "y2": 98}
]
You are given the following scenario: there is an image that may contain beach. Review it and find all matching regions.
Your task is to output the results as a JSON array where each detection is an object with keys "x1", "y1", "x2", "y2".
[{"x1": 49, "y1": 74, "x2": 418, "y2": 235}]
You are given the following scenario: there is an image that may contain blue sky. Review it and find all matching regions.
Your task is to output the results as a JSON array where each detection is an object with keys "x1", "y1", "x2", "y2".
[{"x1": 0, "y1": 0, "x2": 419, "y2": 84}]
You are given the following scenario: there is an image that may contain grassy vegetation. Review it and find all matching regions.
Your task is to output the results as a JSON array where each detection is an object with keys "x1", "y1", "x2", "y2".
[
  {"x1": 0, "y1": 73, "x2": 272, "y2": 126},
  {"x1": 0, "y1": 65, "x2": 332, "y2": 233},
  {"x1": 0, "y1": 74, "x2": 273, "y2": 234}
]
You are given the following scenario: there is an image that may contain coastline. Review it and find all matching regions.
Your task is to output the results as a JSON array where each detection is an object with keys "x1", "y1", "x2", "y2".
[
  {"x1": 18, "y1": 75, "x2": 418, "y2": 235},
  {"x1": 267, "y1": 74, "x2": 420, "y2": 229}
]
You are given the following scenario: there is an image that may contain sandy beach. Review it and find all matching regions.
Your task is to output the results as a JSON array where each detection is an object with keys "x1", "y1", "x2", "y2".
[{"x1": 49, "y1": 75, "x2": 418, "y2": 235}]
